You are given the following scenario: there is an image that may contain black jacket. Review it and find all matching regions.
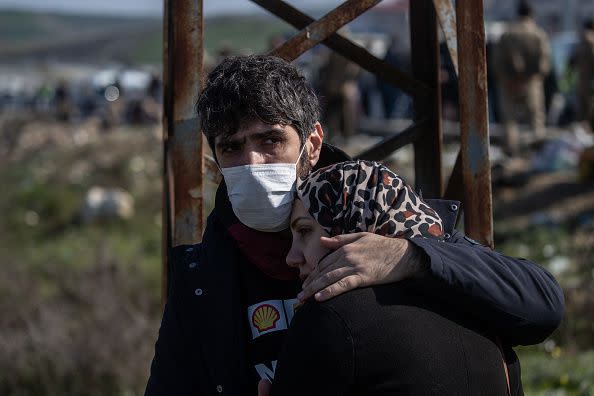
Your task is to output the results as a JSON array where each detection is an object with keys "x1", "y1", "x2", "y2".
[
  {"x1": 272, "y1": 284, "x2": 523, "y2": 395},
  {"x1": 145, "y1": 144, "x2": 564, "y2": 396}
]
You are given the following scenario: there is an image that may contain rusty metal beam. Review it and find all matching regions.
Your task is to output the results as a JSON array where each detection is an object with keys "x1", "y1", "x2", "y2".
[
  {"x1": 271, "y1": 0, "x2": 380, "y2": 61},
  {"x1": 356, "y1": 120, "x2": 426, "y2": 161},
  {"x1": 163, "y1": 0, "x2": 205, "y2": 300},
  {"x1": 409, "y1": 0, "x2": 443, "y2": 198},
  {"x1": 433, "y1": 0, "x2": 459, "y2": 76},
  {"x1": 456, "y1": 0, "x2": 493, "y2": 247},
  {"x1": 253, "y1": 0, "x2": 431, "y2": 99},
  {"x1": 161, "y1": 0, "x2": 171, "y2": 305}
]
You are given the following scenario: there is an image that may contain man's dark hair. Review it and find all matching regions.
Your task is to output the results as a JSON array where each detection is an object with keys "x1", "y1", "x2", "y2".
[
  {"x1": 517, "y1": 2, "x2": 533, "y2": 18},
  {"x1": 196, "y1": 55, "x2": 320, "y2": 154},
  {"x1": 584, "y1": 18, "x2": 594, "y2": 31}
]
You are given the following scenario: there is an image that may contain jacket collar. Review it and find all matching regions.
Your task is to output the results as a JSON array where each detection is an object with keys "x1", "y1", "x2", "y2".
[{"x1": 424, "y1": 199, "x2": 461, "y2": 236}]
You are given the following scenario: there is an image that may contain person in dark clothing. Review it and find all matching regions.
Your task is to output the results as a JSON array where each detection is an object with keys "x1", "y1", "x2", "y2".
[
  {"x1": 440, "y1": 41, "x2": 459, "y2": 121},
  {"x1": 377, "y1": 40, "x2": 411, "y2": 119},
  {"x1": 271, "y1": 160, "x2": 519, "y2": 395},
  {"x1": 145, "y1": 55, "x2": 563, "y2": 396}
]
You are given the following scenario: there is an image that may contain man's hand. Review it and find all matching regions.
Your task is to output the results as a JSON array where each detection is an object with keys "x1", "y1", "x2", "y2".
[
  {"x1": 258, "y1": 379, "x2": 272, "y2": 396},
  {"x1": 298, "y1": 233, "x2": 428, "y2": 302}
]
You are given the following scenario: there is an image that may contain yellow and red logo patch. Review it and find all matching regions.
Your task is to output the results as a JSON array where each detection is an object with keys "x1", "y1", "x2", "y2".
[
  {"x1": 252, "y1": 304, "x2": 280, "y2": 332},
  {"x1": 247, "y1": 299, "x2": 297, "y2": 339}
]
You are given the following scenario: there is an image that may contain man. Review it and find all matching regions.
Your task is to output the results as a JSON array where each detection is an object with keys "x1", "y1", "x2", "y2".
[
  {"x1": 145, "y1": 55, "x2": 563, "y2": 396},
  {"x1": 318, "y1": 50, "x2": 360, "y2": 141},
  {"x1": 575, "y1": 18, "x2": 594, "y2": 132},
  {"x1": 493, "y1": 2, "x2": 551, "y2": 154}
]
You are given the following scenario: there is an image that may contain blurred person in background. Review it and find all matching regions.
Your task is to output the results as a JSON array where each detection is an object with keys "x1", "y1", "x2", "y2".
[
  {"x1": 216, "y1": 41, "x2": 235, "y2": 66},
  {"x1": 318, "y1": 49, "x2": 360, "y2": 142},
  {"x1": 54, "y1": 79, "x2": 72, "y2": 122},
  {"x1": 493, "y1": 1, "x2": 551, "y2": 155},
  {"x1": 377, "y1": 38, "x2": 411, "y2": 120},
  {"x1": 575, "y1": 18, "x2": 594, "y2": 132},
  {"x1": 440, "y1": 41, "x2": 459, "y2": 121},
  {"x1": 145, "y1": 55, "x2": 563, "y2": 396},
  {"x1": 487, "y1": 37, "x2": 502, "y2": 123}
]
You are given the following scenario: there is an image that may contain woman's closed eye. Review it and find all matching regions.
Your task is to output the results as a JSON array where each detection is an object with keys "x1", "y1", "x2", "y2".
[{"x1": 296, "y1": 226, "x2": 312, "y2": 238}]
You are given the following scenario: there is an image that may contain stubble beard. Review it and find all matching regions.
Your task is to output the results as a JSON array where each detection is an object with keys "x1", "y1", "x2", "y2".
[{"x1": 297, "y1": 145, "x2": 311, "y2": 178}]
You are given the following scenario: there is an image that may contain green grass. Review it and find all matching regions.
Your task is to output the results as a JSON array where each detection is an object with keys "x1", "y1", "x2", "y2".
[
  {"x1": 130, "y1": 30, "x2": 163, "y2": 64},
  {"x1": 517, "y1": 347, "x2": 594, "y2": 396},
  {"x1": 204, "y1": 16, "x2": 294, "y2": 55},
  {"x1": 0, "y1": 10, "x2": 152, "y2": 43},
  {"x1": 0, "y1": 10, "x2": 294, "y2": 64},
  {"x1": 130, "y1": 16, "x2": 294, "y2": 64},
  {"x1": 0, "y1": 125, "x2": 163, "y2": 299}
]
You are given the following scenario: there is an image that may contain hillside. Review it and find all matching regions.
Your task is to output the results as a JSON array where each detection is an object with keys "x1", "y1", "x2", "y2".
[{"x1": 0, "y1": 10, "x2": 294, "y2": 65}]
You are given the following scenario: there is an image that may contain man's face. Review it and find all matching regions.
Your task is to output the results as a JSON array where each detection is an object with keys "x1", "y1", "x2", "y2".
[{"x1": 214, "y1": 120, "x2": 323, "y2": 174}]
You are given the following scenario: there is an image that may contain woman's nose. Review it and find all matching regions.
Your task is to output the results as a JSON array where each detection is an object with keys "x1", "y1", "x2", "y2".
[{"x1": 286, "y1": 243, "x2": 304, "y2": 268}]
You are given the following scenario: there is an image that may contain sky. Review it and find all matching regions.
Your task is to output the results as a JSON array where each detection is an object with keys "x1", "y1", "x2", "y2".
[{"x1": 0, "y1": 0, "x2": 344, "y2": 17}]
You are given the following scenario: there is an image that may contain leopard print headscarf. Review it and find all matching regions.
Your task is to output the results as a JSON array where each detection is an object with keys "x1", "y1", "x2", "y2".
[{"x1": 296, "y1": 160, "x2": 444, "y2": 239}]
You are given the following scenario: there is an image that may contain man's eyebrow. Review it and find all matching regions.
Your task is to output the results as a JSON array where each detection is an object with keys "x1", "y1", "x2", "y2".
[
  {"x1": 290, "y1": 216, "x2": 311, "y2": 229},
  {"x1": 250, "y1": 128, "x2": 288, "y2": 140},
  {"x1": 215, "y1": 128, "x2": 287, "y2": 149},
  {"x1": 216, "y1": 135, "x2": 245, "y2": 149}
]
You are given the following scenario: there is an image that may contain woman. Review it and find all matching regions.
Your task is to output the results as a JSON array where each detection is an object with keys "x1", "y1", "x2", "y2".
[{"x1": 271, "y1": 160, "x2": 518, "y2": 395}]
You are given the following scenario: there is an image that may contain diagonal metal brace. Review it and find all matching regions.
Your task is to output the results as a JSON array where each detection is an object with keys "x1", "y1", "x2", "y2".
[
  {"x1": 252, "y1": 0, "x2": 431, "y2": 99},
  {"x1": 356, "y1": 119, "x2": 427, "y2": 161},
  {"x1": 271, "y1": 0, "x2": 380, "y2": 61},
  {"x1": 433, "y1": 0, "x2": 459, "y2": 76}
]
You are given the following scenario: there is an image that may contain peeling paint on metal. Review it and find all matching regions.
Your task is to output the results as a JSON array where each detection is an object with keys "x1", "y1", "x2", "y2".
[
  {"x1": 468, "y1": 133, "x2": 487, "y2": 175},
  {"x1": 188, "y1": 187, "x2": 202, "y2": 199},
  {"x1": 456, "y1": 0, "x2": 493, "y2": 247},
  {"x1": 173, "y1": 117, "x2": 201, "y2": 160},
  {"x1": 433, "y1": 0, "x2": 459, "y2": 76},
  {"x1": 164, "y1": 0, "x2": 205, "y2": 252}
]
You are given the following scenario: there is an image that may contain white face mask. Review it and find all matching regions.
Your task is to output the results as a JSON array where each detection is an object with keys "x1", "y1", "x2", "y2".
[{"x1": 220, "y1": 145, "x2": 306, "y2": 232}]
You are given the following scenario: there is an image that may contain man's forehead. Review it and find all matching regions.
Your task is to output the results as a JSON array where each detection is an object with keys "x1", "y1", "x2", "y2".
[{"x1": 215, "y1": 121, "x2": 297, "y2": 144}]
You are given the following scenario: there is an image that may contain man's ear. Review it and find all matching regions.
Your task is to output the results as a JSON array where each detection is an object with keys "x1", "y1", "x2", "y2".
[{"x1": 307, "y1": 122, "x2": 324, "y2": 168}]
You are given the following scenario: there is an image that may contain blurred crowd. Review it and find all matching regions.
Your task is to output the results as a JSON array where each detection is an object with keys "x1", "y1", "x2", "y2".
[
  {"x1": 1, "y1": 2, "x2": 593, "y2": 156},
  {"x1": 0, "y1": 66, "x2": 162, "y2": 129}
]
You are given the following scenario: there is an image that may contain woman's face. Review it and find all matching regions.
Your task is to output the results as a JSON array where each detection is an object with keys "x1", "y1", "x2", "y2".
[{"x1": 286, "y1": 199, "x2": 330, "y2": 281}]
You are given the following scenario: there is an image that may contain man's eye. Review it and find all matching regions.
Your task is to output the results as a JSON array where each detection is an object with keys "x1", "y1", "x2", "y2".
[
  {"x1": 263, "y1": 138, "x2": 281, "y2": 145},
  {"x1": 221, "y1": 145, "x2": 238, "y2": 154}
]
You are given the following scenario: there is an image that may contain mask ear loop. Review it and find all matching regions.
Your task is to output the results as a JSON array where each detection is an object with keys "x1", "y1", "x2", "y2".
[{"x1": 295, "y1": 142, "x2": 307, "y2": 166}]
